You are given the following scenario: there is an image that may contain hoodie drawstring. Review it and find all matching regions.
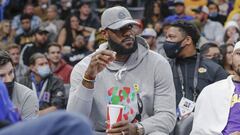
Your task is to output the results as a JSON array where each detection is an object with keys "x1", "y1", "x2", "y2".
[{"x1": 115, "y1": 67, "x2": 127, "y2": 81}]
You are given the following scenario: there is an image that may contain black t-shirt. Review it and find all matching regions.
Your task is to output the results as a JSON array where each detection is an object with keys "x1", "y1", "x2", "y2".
[{"x1": 170, "y1": 54, "x2": 228, "y2": 105}]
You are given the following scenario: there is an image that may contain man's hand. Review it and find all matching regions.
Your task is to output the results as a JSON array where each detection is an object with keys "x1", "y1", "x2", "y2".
[
  {"x1": 85, "y1": 50, "x2": 116, "y2": 79},
  {"x1": 106, "y1": 120, "x2": 137, "y2": 135},
  {"x1": 82, "y1": 50, "x2": 116, "y2": 89}
]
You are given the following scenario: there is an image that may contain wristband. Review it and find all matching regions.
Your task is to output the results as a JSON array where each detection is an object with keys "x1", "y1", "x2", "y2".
[{"x1": 82, "y1": 74, "x2": 96, "y2": 83}]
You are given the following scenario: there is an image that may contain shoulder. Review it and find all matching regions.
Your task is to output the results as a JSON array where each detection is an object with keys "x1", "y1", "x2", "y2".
[
  {"x1": 49, "y1": 75, "x2": 64, "y2": 83},
  {"x1": 147, "y1": 50, "x2": 170, "y2": 65},
  {"x1": 208, "y1": 20, "x2": 223, "y2": 27},
  {"x1": 164, "y1": 15, "x2": 176, "y2": 21},
  {"x1": 200, "y1": 58, "x2": 223, "y2": 71},
  {"x1": 65, "y1": 64, "x2": 73, "y2": 70},
  {"x1": 199, "y1": 77, "x2": 229, "y2": 98},
  {"x1": 14, "y1": 82, "x2": 34, "y2": 96}
]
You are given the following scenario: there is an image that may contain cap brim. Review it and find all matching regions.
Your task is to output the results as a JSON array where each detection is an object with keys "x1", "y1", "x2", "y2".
[
  {"x1": 37, "y1": 30, "x2": 49, "y2": 34},
  {"x1": 107, "y1": 20, "x2": 138, "y2": 30},
  {"x1": 192, "y1": 9, "x2": 201, "y2": 13},
  {"x1": 174, "y1": 2, "x2": 184, "y2": 6}
]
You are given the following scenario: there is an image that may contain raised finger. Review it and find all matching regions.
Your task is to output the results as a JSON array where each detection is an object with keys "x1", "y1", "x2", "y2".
[
  {"x1": 98, "y1": 54, "x2": 113, "y2": 64},
  {"x1": 98, "y1": 50, "x2": 116, "y2": 60}
]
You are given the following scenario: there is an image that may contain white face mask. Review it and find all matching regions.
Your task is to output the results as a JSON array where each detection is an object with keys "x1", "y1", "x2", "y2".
[
  {"x1": 66, "y1": 2, "x2": 71, "y2": 8},
  {"x1": 41, "y1": 4, "x2": 48, "y2": 9},
  {"x1": 37, "y1": 65, "x2": 51, "y2": 78}
]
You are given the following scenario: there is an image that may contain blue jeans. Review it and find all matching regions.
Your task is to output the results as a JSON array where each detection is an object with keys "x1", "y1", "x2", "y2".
[{"x1": 0, "y1": 111, "x2": 94, "y2": 135}]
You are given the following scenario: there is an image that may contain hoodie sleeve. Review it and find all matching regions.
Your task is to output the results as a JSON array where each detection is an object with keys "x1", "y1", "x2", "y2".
[
  {"x1": 21, "y1": 89, "x2": 39, "y2": 120},
  {"x1": 67, "y1": 56, "x2": 95, "y2": 117},
  {"x1": 141, "y1": 58, "x2": 176, "y2": 134}
]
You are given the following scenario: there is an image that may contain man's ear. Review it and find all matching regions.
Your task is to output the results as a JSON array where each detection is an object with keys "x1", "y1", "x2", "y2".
[
  {"x1": 29, "y1": 65, "x2": 35, "y2": 72},
  {"x1": 101, "y1": 29, "x2": 109, "y2": 39},
  {"x1": 184, "y1": 36, "x2": 192, "y2": 46}
]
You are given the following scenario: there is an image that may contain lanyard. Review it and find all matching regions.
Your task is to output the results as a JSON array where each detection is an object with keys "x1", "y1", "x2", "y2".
[
  {"x1": 31, "y1": 79, "x2": 48, "y2": 101},
  {"x1": 177, "y1": 53, "x2": 200, "y2": 101}
]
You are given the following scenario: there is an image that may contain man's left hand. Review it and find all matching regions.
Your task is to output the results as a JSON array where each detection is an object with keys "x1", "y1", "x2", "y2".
[{"x1": 106, "y1": 120, "x2": 137, "y2": 135}]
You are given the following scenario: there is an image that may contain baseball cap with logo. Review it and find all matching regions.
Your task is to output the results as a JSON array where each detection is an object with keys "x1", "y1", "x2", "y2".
[{"x1": 101, "y1": 6, "x2": 138, "y2": 30}]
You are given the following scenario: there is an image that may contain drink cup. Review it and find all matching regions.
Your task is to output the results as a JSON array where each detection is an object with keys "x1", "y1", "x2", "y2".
[{"x1": 107, "y1": 104, "x2": 124, "y2": 128}]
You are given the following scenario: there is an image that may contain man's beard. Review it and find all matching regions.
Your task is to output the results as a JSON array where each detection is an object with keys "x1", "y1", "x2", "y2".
[
  {"x1": 233, "y1": 63, "x2": 240, "y2": 76},
  {"x1": 108, "y1": 36, "x2": 138, "y2": 55}
]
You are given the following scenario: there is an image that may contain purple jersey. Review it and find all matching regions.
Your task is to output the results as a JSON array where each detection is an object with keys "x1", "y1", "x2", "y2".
[{"x1": 222, "y1": 80, "x2": 240, "y2": 135}]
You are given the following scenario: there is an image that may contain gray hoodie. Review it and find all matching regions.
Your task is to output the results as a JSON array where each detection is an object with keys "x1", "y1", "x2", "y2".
[
  {"x1": 12, "y1": 82, "x2": 39, "y2": 120},
  {"x1": 67, "y1": 36, "x2": 176, "y2": 135}
]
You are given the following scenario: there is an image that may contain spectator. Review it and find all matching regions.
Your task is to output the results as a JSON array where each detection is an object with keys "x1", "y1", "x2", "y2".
[
  {"x1": 42, "y1": 5, "x2": 64, "y2": 42},
  {"x1": 14, "y1": 14, "x2": 35, "y2": 49},
  {"x1": 164, "y1": 1, "x2": 194, "y2": 23},
  {"x1": 6, "y1": 44, "x2": 28, "y2": 82},
  {"x1": 224, "y1": 21, "x2": 240, "y2": 45},
  {"x1": 207, "y1": 1, "x2": 227, "y2": 25},
  {"x1": 0, "y1": 50, "x2": 39, "y2": 120},
  {"x1": 155, "y1": 22, "x2": 171, "y2": 59},
  {"x1": 141, "y1": 28, "x2": 157, "y2": 51},
  {"x1": 47, "y1": 42, "x2": 73, "y2": 84},
  {"x1": 190, "y1": 41, "x2": 240, "y2": 135},
  {"x1": 192, "y1": 6, "x2": 224, "y2": 44},
  {"x1": 0, "y1": 81, "x2": 20, "y2": 128},
  {"x1": 67, "y1": 6, "x2": 176, "y2": 135},
  {"x1": 45, "y1": 5, "x2": 64, "y2": 32},
  {"x1": 57, "y1": 0, "x2": 74, "y2": 20},
  {"x1": 63, "y1": 35, "x2": 92, "y2": 66},
  {"x1": 11, "y1": 4, "x2": 41, "y2": 36},
  {"x1": 163, "y1": 20, "x2": 227, "y2": 113},
  {"x1": 57, "y1": 14, "x2": 90, "y2": 53},
  {"x1": 0, "y1": 20, "x2": 14, "y2": 50},
  {"x1": 21, "y1": 25, "x2": 49, "y2": 66},
  {"x1": 218, "y1": 0, "x2": 231, "y2": 16},
  {"x1": 76, "y1": 1, "x2": 101, "y2": 30},
  {"x1": 200, "y1": 42, "x2": 222, "y2": 65},
  {"x1": 220, "y1": 44, "x2": 235, "y2": 75},
  {"x1": 144, "y1": 0, "x2": 169, "y2": 28},
  {"x1": 19, "y1": 53, "x2": 66, "y2": 115},
  {"x1": 0, "y1": 111, "x2": 94, "y2": 135},
  {"x1": 34, "y1": 0, "x2": 49, "y2": 21},
  {"x1": 231, "y1": 13, "x2": 240, "y2": 28},
  {"x1": 57, "y1": 14, "x2": 80, "y2": 48}
]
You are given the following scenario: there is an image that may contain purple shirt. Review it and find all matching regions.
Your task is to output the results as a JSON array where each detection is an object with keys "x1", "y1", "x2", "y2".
[{"x1": 222, "y1": 80, "x2": 240, "y2": 135}]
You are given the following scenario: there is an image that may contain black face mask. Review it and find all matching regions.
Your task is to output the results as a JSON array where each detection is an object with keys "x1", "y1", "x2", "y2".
[
  {"x1": 108, "y1": 37, "x2": 138, "y2": 55},
  {"x1": 4, "y1": 81, "x2": 14, "y2": 98},
  {"x1": 211, "y1": 56, "x2": 223, "y2": 65},
  {"x1": 163, "y1": 38, "x2": 185, "y2": 59}
]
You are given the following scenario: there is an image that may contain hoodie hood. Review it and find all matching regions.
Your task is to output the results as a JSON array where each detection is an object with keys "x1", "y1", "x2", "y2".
[{"x1": 97, "y1": 36, "x2": 149, "y2": 80}]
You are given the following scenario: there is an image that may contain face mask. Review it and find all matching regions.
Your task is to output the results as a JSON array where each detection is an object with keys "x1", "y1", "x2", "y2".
[
  {"x1": 108, "y1": 37, "x2": 138, "y2": 55},
  {"x1": 211, "y1": 56, "x2": 222, "y2": 65},
  {"x1": 209, "y1": 12, "x2": 218, "y2": 18},
  {"x1": 37, "y1": 65, "x2": 51, "y2": 78},
  {"x1": 66, "y1": 2, "x2": 72, "y2": 8},
  {"x1": 41, "y1": 4, "x2": 48, "y2": 9},
  {"x1": 233, "y1": 33, "x2": 239, "y2": 41},
  {"x1": 4, "y1": 81, "x2": 14, "y2": 98},
  {"x1": 163, "y1": 39, "x2": 185, "y2": 59}
]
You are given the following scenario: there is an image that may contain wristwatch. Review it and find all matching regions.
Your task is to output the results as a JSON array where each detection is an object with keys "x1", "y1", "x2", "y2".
[{"x1": 135, "y1": 123, "x2": 145, "y2": 135}]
